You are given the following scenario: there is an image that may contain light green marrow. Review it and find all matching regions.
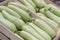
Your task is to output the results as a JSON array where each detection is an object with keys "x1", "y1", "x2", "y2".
[
  {"x1": 40, "y1": 8, "x2": 60, "y2": 25},
  {"x1": 0, "y1": 18, "x2": 17, "y2": 32},
  {"x1": 32, "y1": 0, "x2": 47, "y2": 8},
  {"x1": 26, "y1": 0, "x2": 36, "y2": 8},
  {"x1": 48, "y1": 4, "x2": 60, "y2": 17},
  {"x1": 18, "y1": 31, "x2": 39, "y2": 40},
  {"x1": 8, "y1": 5, "x2": 32, "y2": 21},
  {"x1": 19, "y1": 0, "x2": 35, "y2": 12},
  {"x1": 0, "y1": 12, "x2": 4, "y2": 18},
  {"x1": 0, "y1": 6, "x2": 21, "y2": 18},
  {"x1": 28, "y1": 22, "x2": 51, "y2": 40},
  {"x1": 22, "y1": 25, "x2": 45, "y2": 40},
  {"x1": 37, "y1": 13, "x2": 45, "y2": 17},
  {"x1": 37, "y1": 12, "x2": 59, "y2": 32},
  {"x1": 8, "y1": 2, "x2": 28, "y2": 11},
  {"x1": 46, "y1": 11, "x2": 60, "y2": 25},
  {"x1": 33, "y1": 19, "x2": 56, "y2": 38},
  {"x1": 2, "y1": 10, "x2": 25, "y2": 30}
]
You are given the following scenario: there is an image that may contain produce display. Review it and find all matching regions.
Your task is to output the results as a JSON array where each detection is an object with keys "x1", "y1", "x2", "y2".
[{"x1": 0, "y1": 0, "x2": 60, "y2": 40}]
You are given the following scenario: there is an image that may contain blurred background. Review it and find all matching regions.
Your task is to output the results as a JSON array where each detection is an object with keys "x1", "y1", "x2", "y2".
[{"x1": 51, "y1": 0, "x2": 60, "y2": 6}]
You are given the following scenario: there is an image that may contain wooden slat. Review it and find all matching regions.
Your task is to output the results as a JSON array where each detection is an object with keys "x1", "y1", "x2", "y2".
[
  {"x1": 0, "y1": 25, "x2": 23, "y2": 40},
  {"x1": 0, "y1": 0, "x2": 9, "y2": 6},
  {"x1": 0, "y1": 33, "x2": 9, "y2": 40},
  {"x1": 53, "y1": 28, "x2": 60, "y2": 40}
]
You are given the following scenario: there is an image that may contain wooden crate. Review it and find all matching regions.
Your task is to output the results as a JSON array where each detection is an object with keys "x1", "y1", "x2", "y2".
[
  {"x1": 0, "y1": 24, "x2": 24, "y2": 40},
  {"x1": 0, "y1": 0, "x2": 60, "y2": 40}
]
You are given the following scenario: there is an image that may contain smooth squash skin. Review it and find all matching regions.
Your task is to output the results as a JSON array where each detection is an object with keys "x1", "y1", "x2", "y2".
[
  {"x1": 19, "y1": 0, "x2": 36, "y2": 12},
  {"x1": 22, "y1": 25, "x2": 45, "y2": 40},
  {"x1": 2, "y1": 10, "x2": 25, "y2": 30},
  {"x1": 8, "y1": 5, "x2": 32, "y2": 21},
  {"x1": 28, "y1": 22, "x2": 51, "y2": 40},
  {"x1": 18, "y1": 31, "x2": 39, "y2": 40},
  {"x1": 45, "y1": 11, "x2": 60, "y2": 25},
  {"x1": 48, "y1": 4, "x2": 60, "y2": 17},
  {"x1": 32, "y1": 0, "x2": 47, "y2": 8},
  {"x1": 0, "y1": 6, "x2": 21, "y2": 18},
  {"x1": 33, "y1": 19, "x2": 56, "y2": 38},
  {"x1": 37, "y1": 13, "x2": 59, "y2": 32},
  {"x1": 0, "y1": 12, "x2": 4, "y2": 18},
  {"x1": 26, "y1": 0, "x2": 36, "y2": 8},
  {"x1": 37, "y1": 13, "x2": 45, "y2": 17},
  {"x1": 40, "y1": 8, "x2": 60, "y2": 25},
  {"x1": 8, "y1": 2, "x2": 28, "y2": 11},
  {"x1": 0, "y1": 12, "x2": 17, "y2": 32},
  {"x1": 0, "y1": 18, "x2": 17, "y2": 32}
]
